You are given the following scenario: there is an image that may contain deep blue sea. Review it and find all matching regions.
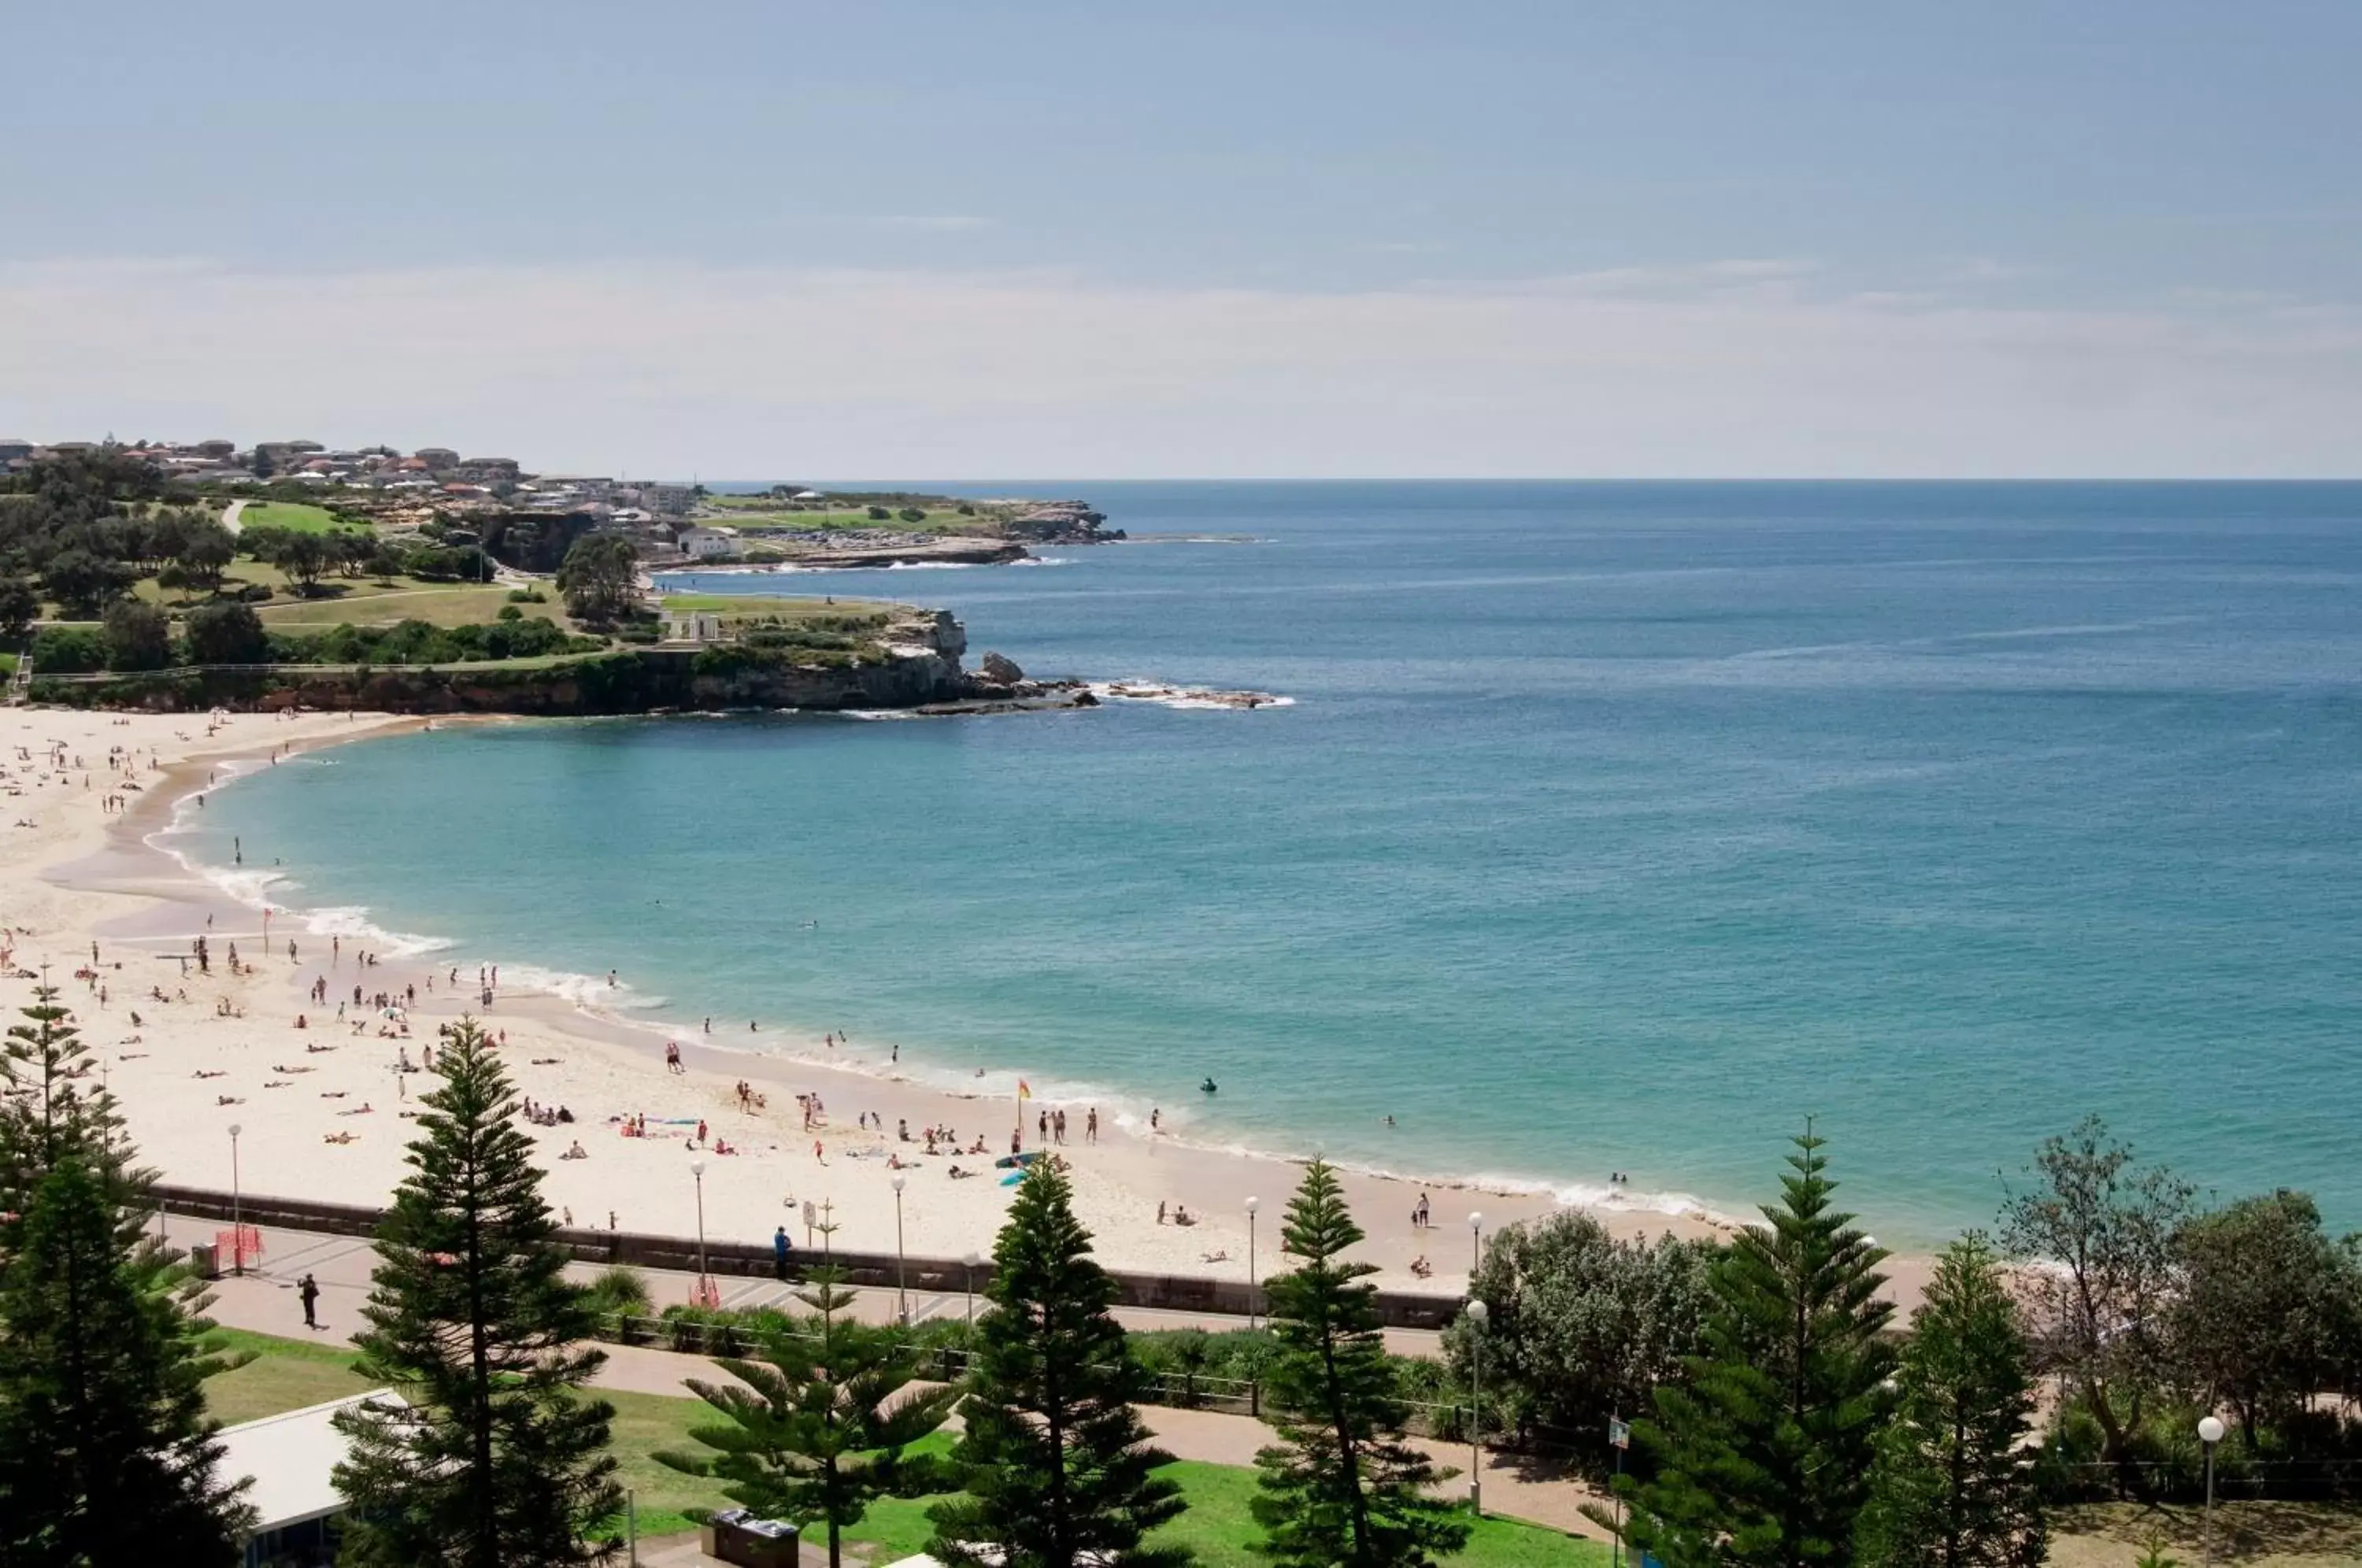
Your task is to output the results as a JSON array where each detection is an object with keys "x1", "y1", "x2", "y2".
[{"x1": 187, "y1": 483, "x2": 2362, "y2": 1244}]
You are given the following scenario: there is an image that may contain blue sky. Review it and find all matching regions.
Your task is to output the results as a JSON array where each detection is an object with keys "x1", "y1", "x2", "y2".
[{"x1": 6, "y1": 1, "x2": 2359, "y2": 476}]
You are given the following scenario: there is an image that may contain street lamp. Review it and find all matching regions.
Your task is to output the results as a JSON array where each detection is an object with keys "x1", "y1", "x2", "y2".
[
  {"x1": 1468, "y1": 1210, "x2": 1483, "y2": 1277},
  {"x1": 690, "y1": 1160, "x2": 709, "y2": 1301},
  {"x1": 1464, "y1": 1297, "x2": 1488, "y2": 1517},
  {"x1": 1245, "y1": 1196, "x2": 1261, "y2": 1329},
  {"x1": 2198, "y1": 1414, "x2": 2225, "y2": 1565},
  {"x1": 961, "y1": 1249, "x2": 982, "y2": 1330},
  {"x1": 890, "y1": 1174, "x2": 909, "y2": 1325},
  {"x1": 227, "y1": 1123, "x2": 245, "y2": 1276}
]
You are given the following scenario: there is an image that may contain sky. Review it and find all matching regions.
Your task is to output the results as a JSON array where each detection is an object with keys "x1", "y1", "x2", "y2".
[{"x1": 6, "y1": 0, "x2": 2360, "y2": 478}]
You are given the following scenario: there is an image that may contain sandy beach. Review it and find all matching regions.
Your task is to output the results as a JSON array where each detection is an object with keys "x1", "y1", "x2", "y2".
[{"x1": 1, "y1": 704, "x2": 1929, "y2": 1307}]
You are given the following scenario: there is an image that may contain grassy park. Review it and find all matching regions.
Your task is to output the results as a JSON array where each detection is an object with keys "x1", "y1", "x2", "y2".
[
  {"x1": 234, "y1": 501, "x2": 364, "y2": 533},
  {"x1": 203, "y1": 1329, "x2": 1612, "y2": 1562}
]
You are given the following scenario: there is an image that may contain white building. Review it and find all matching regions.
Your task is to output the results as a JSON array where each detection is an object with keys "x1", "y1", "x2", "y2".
[
  {"x1": 676, "y1": 525, "x2": 740, "y2": 560},
  {"x1": 220, "y1": 1389, "x2": 398, "y2": 1566}
]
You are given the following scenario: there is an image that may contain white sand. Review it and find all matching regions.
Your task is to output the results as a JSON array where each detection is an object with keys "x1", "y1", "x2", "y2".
[{"x1": 4, "y1": 705, "x2": 1923, "y2": 1307}]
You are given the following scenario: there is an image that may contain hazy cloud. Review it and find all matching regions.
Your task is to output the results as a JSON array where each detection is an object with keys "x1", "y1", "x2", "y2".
[{"x1": 2, "y1": 258, "x2": 2356, "y2": 477}]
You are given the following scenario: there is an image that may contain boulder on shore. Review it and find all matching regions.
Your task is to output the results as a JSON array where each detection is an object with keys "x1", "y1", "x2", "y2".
[{"x1": 979, "y1": 650, "x2": 1026, "y2": 686}]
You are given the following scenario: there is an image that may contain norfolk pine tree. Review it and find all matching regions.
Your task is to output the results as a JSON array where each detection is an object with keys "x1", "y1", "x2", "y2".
[
  {"x1": 1620, "y1": 1124, "x2": 1896, "y2": 1568},
  {"x1": 1857, "y1": 1234, "x2": 2045, "y2": 1568},
  {"x1": 0, "y1": 988, "x2": 252, "y2": 1564},
  {"x1": 657, "y1": 1263, "x2": 957, "y2": 1568},
  {"x1": 1252, "y1": 1159, "x2": 1469, "y2": 1568},
  {"x1": 927, "y1": 1160, "x2": 1188, "y2": 1568},
  {"x1": 332, "y1": 1019, "x2": 622, "y2": 1567}
]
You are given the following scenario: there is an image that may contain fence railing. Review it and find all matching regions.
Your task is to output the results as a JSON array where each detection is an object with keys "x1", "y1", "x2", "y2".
[{"x1": 155, "y1": 1183, "x2": 1468, "y2": 1329}]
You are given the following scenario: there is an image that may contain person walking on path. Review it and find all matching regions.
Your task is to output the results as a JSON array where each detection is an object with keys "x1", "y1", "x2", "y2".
[{"x1": 298, "y1": 1273, "x2": 321, "y2": 1329}]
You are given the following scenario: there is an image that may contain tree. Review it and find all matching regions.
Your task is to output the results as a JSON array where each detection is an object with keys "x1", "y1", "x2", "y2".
[
  {"x1": 101, "y1": 597, "x2": 173, "y2": 671},
  {"x1": 1858, "y1": 1235, "x2": 2044, "y2": 1568},
  {"x1": 0, "y1": 1161, "x2": 253, "y2": 1564},
  {"x1": 927, "y1": 1162, "x2": 1187, "y2": 1568},
  {"x1": 270, "y1": 530, "x2": 332, "y2": 593},
  {"x1": 556, "y1": 533, "x2": 639, "y2": 624},
  {"x1": 0, "y1": 989, "x2": 253, "y2": 1564},
  {"x1": 331, "y1": 1019, "x2": 621, "y2": 1566},
  {"x1": 1998, "y1": 1116, "x2": 2191, "y2": 1477},
  {"x1": 176, "y1": 523, "x2": 239, "y2": 592},
  {"x1": 0, "y1": 574, "x2": 40, "y2": 642},
  {"x1": 41, "y1": 548, "x2": 136, "y2": 617},
  {"x1": 183, "y1": 601, "x2": 270, "y2": 665},
  {"x1": 1619, "y1": 1126, "x2": 1896, "y2": 1568},
  {"x1": 1252, "y1": 1159, "x2": 1469, "y2": 1568},
  {"x1": 657, "y1": 1267, "x2": 956, "y2": 1568},
  {"x1": 2171, "y1": 1190, "x2": 2359, "y2": 1450},
  {"x1": 1451, "y1": 1210, "x2": 1718, "y2": 1465},
  {"x1": 251, "y1": 446, "x2": 276, "y2": 479}
]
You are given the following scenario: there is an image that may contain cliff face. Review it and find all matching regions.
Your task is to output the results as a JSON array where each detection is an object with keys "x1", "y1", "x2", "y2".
[{"x1": 31, "y1": 611, "x2": 982, "y2": 716}]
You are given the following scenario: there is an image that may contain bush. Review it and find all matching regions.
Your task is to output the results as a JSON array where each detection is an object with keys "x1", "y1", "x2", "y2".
[
  {"x1": 29, "y1": 626, "x2": 106, "y2": 674},
  {"x1": 102, "y1": 599, "x2": 173, "y2": 672},
  {"x1": 505, "y1": 586, "x2": 548, "y2": 603},
  {"x1": 580, "y1": 1266, "x2": 652, "y2": 1322},
  {"x1": 183, "y1": 601, "x2": 269, "y2": 665},
  {"x1": 897, "y1": 506, "x2": 925, "y2": 523},
  {"x1": 866, "y1": 505, "x2": 890, "y2": 520},
  {"x1": 497, "y1": 605, "x2": 524, "y2": 621}
]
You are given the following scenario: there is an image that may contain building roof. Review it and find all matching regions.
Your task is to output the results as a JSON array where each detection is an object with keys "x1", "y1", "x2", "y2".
[{"x1": 220, "y1": 1389, "x2": 398, "y2": 1533}]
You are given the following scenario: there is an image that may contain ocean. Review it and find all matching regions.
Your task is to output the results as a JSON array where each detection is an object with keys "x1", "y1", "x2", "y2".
[{"x1": 184, "y1": 482, "x2": 2362, "y2": 1245}]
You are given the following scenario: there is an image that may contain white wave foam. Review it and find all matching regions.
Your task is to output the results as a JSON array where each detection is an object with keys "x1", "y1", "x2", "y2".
[
  {"x1": 496, "y1": 963, "x2": 667, "y2": 1013},
  {"x1": 1088, "y1": 680, "x2": 1294, "y2": 712}
]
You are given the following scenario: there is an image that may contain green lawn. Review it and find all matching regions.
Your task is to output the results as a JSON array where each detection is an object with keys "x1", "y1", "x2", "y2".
[
  {"x1": 255, "y1": 583, "x2": 567, "y2": 631},
  {"x1": 206, "y1": 1331, "x2": 1608, "y2": 1564},
  {"x1": 238, "y1": 501, "x2": 367, "y2": 534},
  {"x1": 651, "y1": 594, "x2": 905, "y2": 625},
  {"x1": 202, "y1": 1326, "x2": 375, "y2": 1426}
]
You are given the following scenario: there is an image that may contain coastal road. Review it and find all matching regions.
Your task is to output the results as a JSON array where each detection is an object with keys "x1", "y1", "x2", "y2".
[{"x1": 184, "y1": 1215, "x2": 1609, "y2": 1540}]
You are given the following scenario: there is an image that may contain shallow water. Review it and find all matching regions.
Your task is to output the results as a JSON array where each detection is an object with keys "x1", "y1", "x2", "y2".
[{"x1": 188, "y1": 481, "x2": 2362, "y2": 1243}]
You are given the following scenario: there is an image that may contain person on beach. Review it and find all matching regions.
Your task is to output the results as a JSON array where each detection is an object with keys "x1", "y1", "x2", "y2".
[
  {"x1": 773, "y1": 1225, "x2": 793, "y2": 1280},
  {"x1": 298, "y1": 1273, "x2": 320, "y2": 1329},
  {"x1": 1086, "y1": 1108, "x2": 1099, "y2": 1143}
]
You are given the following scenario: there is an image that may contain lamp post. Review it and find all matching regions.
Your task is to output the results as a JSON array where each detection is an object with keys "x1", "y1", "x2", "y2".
[
  {"x1": 1468, "y1": 1210, "x2": 1483, "y2": 1278},
  {"x1": 1245, "y1": 1196, "x2": 1261, "y2": 1329},
  {"x1": 1464, "y1": 1297, "x2": 1488, "y2": 1518},
  {"x1": 228, "y1": 1123, "x2": 244, "y2": 1276},
  {"x1": 890, "y1": 1174, "x2": 909, "y2": 1325},
  {"x1": 690, "y1": 1160, "x2": 709, "y2": 1301},
  {"x1": 961, "y1": 1249, "x2": 982, "y2": 1330},
  {"x1": 2198, "y1": 1414, "x2": 2225, "y2": 1566}
]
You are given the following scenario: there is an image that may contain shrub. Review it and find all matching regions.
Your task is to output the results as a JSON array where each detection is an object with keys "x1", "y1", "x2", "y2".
[
  {"x1": 579, "y1": 1266, "x2": 652, "y2": 1321},
  {"x1": 183, "y1": 601, "x2": 269, "y2": 665},
  {"x1": 29, "y1": 626, "x2": 106, "y2": 674},
  {"x1": 102, "y1": 599, "x2": 173, "y2": 671},
  {"x1": 497, "y1": 605, "x2": 523, "y2": 622}
]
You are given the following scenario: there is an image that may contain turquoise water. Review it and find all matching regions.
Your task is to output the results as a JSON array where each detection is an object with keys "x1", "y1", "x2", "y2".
[{"x1": 188, "y1": 483, "x2": 2362, "y2": 1244}]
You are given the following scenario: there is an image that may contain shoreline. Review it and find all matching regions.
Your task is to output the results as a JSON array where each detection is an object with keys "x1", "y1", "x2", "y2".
[{"x1": 5, "y1": 704, "x2": 1934, "y2": 1309}]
